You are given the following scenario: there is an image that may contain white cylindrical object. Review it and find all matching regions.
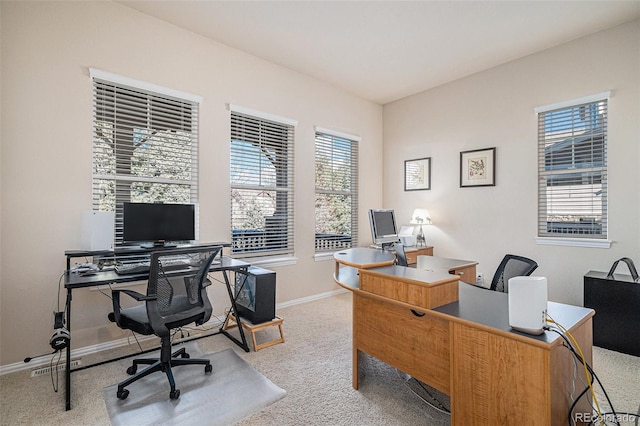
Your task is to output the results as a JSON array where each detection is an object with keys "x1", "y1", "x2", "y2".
[{"x1": 508, "y1": 276, "x2": 548, "y2": 335}]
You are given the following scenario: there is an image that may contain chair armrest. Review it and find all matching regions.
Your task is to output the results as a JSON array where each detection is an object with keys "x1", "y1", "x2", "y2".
[
  {"x1": 112, "y1": 289, "x2": 154, "y2": 302},
  {"x1": 110, "y1": 289, "x2": 156, "y2": 326}
]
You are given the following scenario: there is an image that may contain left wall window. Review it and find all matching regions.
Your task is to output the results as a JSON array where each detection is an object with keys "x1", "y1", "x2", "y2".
[{"x1": 90, "y1": 69, "x2": 201, "y2": 247}]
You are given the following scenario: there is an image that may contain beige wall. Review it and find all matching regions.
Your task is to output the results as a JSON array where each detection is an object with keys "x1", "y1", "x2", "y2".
[
  {"x1": 384, "y1": 20, "x2": 640, "y2": 305},
  {"x1": 0, "y1": 2, "x2": 383, "y2": 366}
]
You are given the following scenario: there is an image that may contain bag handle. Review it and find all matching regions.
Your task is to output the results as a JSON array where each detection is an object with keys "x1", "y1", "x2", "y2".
[{"x1": 606, "y1": 257, "x2": 639, "y2": 282}]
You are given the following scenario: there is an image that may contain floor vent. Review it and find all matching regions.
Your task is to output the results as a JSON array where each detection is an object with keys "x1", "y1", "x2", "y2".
[{"x1": 31, "y1": 360, "x2": 81, "y2": 377}]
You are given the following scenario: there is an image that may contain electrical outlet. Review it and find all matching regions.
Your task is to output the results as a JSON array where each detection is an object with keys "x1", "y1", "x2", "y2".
[{"x1": 476, "y1": 272, "x2": 484, "y2": 287}]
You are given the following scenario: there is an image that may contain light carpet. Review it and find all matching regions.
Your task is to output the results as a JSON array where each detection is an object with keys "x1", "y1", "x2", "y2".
[{"x1": 103, "y1": 346, "x2": 286, "y2": 426}]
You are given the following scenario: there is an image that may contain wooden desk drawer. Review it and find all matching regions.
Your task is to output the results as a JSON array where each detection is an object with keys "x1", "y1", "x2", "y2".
[
  {"x1": 360, "y1": 271, "x2": 459, "y2": 309},
  {"x1": 354, "y1": 295, "x2": 450, "y2": 394}
]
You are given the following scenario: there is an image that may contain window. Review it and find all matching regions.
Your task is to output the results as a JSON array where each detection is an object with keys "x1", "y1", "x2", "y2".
[
  {"x1": 536, "y1": 93, "x2": 609, "y2": 242},
  {"x1": 230, "y1": 107, "x2": 295, "y2": 258},
  {"x1": 91, "y1": 69, "x2": 201, "y2": 247},
  {"x1": 314, "y1": 129, "x2": 359, "y2": 252}
]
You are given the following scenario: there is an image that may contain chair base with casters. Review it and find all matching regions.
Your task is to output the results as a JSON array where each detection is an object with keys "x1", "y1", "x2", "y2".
[
  {"x1": 109, "y1": 245, "x2": 222, "y2": 401},
  {"x1": 116, "y1": 339, "x2": 212, "y2": 400}
]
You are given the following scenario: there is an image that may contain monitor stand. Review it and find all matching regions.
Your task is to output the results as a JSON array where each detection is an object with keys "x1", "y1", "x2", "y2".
[{"x1": 140, "y1": 241, "x2": 177, "y2": 249}]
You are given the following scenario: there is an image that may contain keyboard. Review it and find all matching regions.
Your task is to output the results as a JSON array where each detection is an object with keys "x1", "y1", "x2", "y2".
[{"x1": 115, "y1": 262, "x2": 150, "y2": 275}]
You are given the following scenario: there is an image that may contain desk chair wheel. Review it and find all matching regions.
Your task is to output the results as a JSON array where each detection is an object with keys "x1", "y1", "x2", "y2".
[
  {"x1": 117, "y1": 389, "x2": 129, "y2": 400},
  {"x1": 126, "y1": 365, "x2": 137, "y2": 375},
  {"x1": 204, "y1": 364, "x2": 212, "y2": 373},
  {"x1": 181, "y1": 352, "x2": 190, "y2": 359},
  {"x1": 170, "y1": 389, "x2": 180, "y2": 399}
]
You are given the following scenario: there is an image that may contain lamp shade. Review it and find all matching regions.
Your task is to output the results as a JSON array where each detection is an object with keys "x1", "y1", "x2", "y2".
[{"x1": 410, "y1": 209, "x2": 432, "y2": 225}]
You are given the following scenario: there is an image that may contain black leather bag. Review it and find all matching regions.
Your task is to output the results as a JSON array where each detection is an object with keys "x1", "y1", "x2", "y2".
[{"x1": 584, "y1": 257, "x2": 640, "y2": 356}]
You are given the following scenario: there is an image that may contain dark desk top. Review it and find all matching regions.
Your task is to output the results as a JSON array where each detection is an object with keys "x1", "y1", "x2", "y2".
[
  {"x1": 334, "y1": 247, "x2": 395, "y2": 269},
  {"x1": 65, "y1": 242, "x2": 231, "y2": 258},
  {"x1": 434, "y1": 282, "x2": 594, "y2": 345},
  {"x1": 416, "y1": 255, "x2": 478, "y2": 270},
  {"x1": 65, "y1": 256, "x2": 249, "y2": 289}
]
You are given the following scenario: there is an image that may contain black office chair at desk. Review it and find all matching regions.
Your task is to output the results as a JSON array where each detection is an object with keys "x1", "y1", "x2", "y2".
[
  {"x1": 489, "y1": 254, "x2": 538, "y2": 292},
  {"x1": 109, "y1": 245, "x2": 222, "y2": 400},
  {"x1": 394, "y1": 243, "x2": 409, "y2": 267}
]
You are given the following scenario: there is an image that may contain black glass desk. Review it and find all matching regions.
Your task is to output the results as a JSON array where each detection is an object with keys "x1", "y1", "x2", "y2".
[{"x1": 63, "y1": 243, "x2": 250, "y2": 410}]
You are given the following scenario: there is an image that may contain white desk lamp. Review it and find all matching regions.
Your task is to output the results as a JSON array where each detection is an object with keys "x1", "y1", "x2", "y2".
[{"x1": 410, "y1": 209, "x2": 432, "y2": 247}]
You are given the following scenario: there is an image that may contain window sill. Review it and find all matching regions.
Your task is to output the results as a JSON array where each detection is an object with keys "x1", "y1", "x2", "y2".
[
  {"x1": 314, "y1": 252, "x2": 337, "y2": 262},
  {"x1": 242, "y1": 255, "x2": 298, "y2": 268},
  {"x1": 535, "y1": 237, "x2": 612, "y2": 249}
]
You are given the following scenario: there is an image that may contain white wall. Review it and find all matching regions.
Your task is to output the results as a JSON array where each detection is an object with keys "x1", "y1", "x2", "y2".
[
  {"x1": 0, "y1": 1, "x2": 383, "y2": 365},
  {"x1": 383, "y1": 20, "x2": 640, "y2": 305}
]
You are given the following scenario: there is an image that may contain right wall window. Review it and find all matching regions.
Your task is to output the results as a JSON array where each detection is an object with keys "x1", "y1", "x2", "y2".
[{"x1": 536, "y1": 93, "x2": 609, "y2": 241}]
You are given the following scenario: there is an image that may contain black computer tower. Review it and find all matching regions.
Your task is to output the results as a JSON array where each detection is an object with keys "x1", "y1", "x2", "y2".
[{"x1": 234, "y1": 266, "x2": 276, "y2": 324}]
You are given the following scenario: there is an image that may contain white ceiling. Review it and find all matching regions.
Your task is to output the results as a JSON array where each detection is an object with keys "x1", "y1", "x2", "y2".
[{"x1": 118, "y1": 1, "x2": 640, "y2": 105}]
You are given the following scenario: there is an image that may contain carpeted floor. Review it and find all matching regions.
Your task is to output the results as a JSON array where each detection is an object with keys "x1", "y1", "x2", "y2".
[{"x1": 1, "y1": 292, "x2": 639, "y2": 425}]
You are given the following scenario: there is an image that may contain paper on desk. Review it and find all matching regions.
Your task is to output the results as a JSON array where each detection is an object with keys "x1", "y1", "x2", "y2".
[{"x1": 399, "y1": 226, "x2": 414, "y2": 236}]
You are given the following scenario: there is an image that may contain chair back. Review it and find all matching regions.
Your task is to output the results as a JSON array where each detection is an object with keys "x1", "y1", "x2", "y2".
[
  {"x1": 394, "y1": 243, "x2": 408, "y2": 267},
  {"x1": 146, "y1": 246, "x2": 222, "y2": 336},
  {"x1": 490, "y1": 254, "x2": 538, "y2": 292}
]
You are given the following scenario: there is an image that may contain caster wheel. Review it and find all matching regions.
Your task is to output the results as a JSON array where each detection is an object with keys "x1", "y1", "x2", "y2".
[
  {"x1": 170, "y1": 389, "x2": 180, "y2": 399},
  {"x1": 126, "y1": 366, "x2": 137, "y2": 375},
  {"x1": 181, "y1": 353, "x2": 190, "y2": 359},
  {"x1": 117, "y1": 389, "x2": 129, "y2": 400},
  {"x1": 204, "y1": 364, "x2": 212, "y2": 373}
]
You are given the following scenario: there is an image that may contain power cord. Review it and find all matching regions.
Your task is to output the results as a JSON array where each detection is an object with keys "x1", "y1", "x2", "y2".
[
  {"x1": 394, "y1": 369, "x2": 450, "y2": 416},
  {"x1": 545, "y1": 315, "x2": 620, "y2": 426},
  {"x1": 50, "y1": 350, "x2": 63, "y2": 392}
]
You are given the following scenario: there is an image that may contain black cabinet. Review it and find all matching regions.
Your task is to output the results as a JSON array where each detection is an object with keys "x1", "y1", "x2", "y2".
[
  {"x1": 584, "y1": 269, "x2": 640, "y2": 356},
  {"x1": 234, "y1": 266, "x2": 276, "y2": 324}
]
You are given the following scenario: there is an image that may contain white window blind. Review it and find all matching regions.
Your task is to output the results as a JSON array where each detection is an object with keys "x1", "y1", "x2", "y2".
[
  {"x1": 537, "y1": 96, "x2": 608, "y2": 239},
  {"x1": 314, "y1": 131, "x2": 359, "y2": 252},
  {"x1": 92, "y1": 75, "x2": 200, "y2": 247},
  {"x1": 230, "y1": 111, "x2": 295, "y2": 257}
]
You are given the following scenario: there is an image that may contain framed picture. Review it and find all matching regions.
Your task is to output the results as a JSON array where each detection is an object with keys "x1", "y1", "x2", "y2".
[
  {"x1": 404, "y1": 157, "x2": 431, "y2": 191},
  {"x1": 460, "y1": 147, "x2": 496, "y2": 187}
]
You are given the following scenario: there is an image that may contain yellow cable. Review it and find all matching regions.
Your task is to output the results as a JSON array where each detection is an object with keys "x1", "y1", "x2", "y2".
[{"x1": 546, "y1": 317, "x2": 604, "y2": 425}]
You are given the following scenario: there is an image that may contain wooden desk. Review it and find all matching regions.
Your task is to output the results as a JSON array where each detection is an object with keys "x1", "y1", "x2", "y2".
[
  {"x1": 417, "y1": 255, "x2": 478, "y2": 284},
  {"x1": 404, "y1": 245, "x2": 434, "y2": 265},
  {"x1": 334, "y1": 248, "x2": 594, "y2": 425}
]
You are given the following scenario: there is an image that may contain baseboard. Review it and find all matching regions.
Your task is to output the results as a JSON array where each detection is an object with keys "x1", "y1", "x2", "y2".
[{"x1": 0, "y1": 289, "x2": 348, "y2": 376}]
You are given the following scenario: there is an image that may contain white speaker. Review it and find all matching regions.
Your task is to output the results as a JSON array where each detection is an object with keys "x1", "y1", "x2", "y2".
[
  {"x1": 508, "y1": 276, "x2": 548, "y2": 335},
  {"x1": 81, "y1": 210, "x2": 115, "y2": 251}
]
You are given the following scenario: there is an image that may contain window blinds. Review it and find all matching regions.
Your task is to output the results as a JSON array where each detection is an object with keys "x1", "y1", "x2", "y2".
[
  {"x1": 92, "y1": 77, "x2": 199, "y2": 246},
  {"x1": 230, "y1": 111, "x2": 295, "y2": 257},
  {"x1": 314, "y1": 131, "x2": 359, "y2": 252},
  {"x1": 537, "y1": 97, "x2": 608, "y2": 238}
]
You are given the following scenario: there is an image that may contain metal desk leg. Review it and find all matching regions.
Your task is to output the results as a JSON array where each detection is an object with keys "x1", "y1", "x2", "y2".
[
  {"x1": 65, "y1": 287, "x2": 72, "y2": 410},
  {"x1": 219, "y1": 270, "x2": 250, "y2": 352}
]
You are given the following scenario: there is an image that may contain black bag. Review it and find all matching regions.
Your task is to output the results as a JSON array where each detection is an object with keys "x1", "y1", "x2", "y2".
[{"x1": 584, "y1": 257, "x2": 640, "y2": 356}]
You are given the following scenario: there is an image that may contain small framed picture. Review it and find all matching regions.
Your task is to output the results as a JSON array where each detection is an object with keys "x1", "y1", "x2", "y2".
[
  {"x1": 460, "y1": 147, "x2": 496, "y2": 187},
  {"x1": 404, "y1": 157, "x2": 431, "y2": 191}
]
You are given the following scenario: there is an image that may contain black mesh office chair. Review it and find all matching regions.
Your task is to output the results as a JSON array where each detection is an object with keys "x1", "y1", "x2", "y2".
[
  {"x1": 489, "y1": 254, "x2": 538, "y2": 292},
  {"x1": 394, "y1": 243, "x2": 409, "y2": 267},
  {"x1": 109, "y1": 245, "x2": 222, "y2": 400}
]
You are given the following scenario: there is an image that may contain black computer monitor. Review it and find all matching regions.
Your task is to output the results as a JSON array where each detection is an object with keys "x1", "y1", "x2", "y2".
[
  {"x1": 368, "y1": 209, "x2": 399, "y2": 249},
  {"x1": 123, "y1": 202, "x2": 195, "y2": 248}
]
